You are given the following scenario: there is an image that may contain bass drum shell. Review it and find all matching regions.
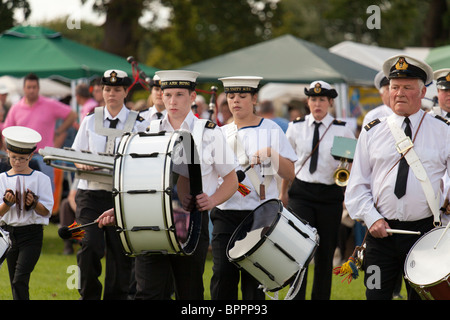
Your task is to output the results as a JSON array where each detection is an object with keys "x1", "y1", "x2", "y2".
[{"x1": 113, "y1": 130, "x2": 203, "y2": 256}]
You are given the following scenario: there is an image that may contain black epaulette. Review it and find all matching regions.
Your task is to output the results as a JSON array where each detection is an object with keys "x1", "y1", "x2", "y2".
[
  {"x1": 205, "y1": 120, "x2": 217, "y2": 129},
  {"x1": 364, "y1": 118, "x2": 381, "y2": 131},
  {"x1": 136, "y1": 115, "x2": 145, "y2": 122},
  {"x1": 293, "y1": 116, "x2": 305, "y2": 123},
  {"x1": 434, "y1": 115, "x2": 450, "y2": 126},
  {"x1": 332, "y1": 119, "x2": 346, "y2": 126},
  {"x1": 86, "y1": 110, "x2": 95, "y2": 116}
]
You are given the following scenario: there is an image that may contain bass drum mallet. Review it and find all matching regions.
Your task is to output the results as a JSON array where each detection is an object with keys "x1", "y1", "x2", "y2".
[{"x1": 58, "y1": 220, "x2": 99, "y2": 240}]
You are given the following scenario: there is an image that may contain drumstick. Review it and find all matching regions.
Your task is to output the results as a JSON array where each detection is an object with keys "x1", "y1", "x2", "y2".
[
  {"x1": 386, "y1": 228, "x2": 421, "y2": 235},
  {"x1": 433, "y1": 221, "x2": 450, "y2": 249}
]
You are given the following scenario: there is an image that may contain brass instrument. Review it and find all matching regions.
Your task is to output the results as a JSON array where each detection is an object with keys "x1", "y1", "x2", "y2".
[
  {"x1": 39, "y1": 147, "x2": 114, "y2": 184},
  {"x1": 333, "y1": 159, "x2": 350, "y2": 187},
  {"x1": 330, "y1": 136, "x2": 357, "y2": 187}
]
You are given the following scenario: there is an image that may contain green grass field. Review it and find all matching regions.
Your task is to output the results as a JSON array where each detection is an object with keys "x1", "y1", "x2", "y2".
[{"x1": 0, "y1": 223, "x2": 407, "y2": 300}]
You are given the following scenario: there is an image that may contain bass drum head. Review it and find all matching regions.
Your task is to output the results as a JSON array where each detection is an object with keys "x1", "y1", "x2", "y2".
[
  {"x1": 227, "y1": 199, "x2": 281, "y2": 261},
  {"x1": 404, "y1": 227, "x2": 450, "y2": 286},
  {"x1": 167, "y1": 130, "x2": 203, "y2": 255}
]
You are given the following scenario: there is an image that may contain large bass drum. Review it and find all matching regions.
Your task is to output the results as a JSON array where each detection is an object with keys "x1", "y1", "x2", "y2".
[
  {"x1": 227, "y1": 199, "x2": 319, "y2": 295},
  {"x1": 404, "y1": 226, "x2": 450, "y2": 300},
  {"x1": 113, "y1": 130, "x2": 203, "y2": 256}
]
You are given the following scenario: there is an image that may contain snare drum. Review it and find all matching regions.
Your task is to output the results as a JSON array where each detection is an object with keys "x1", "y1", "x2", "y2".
[
  {"x1": 404, "y1": 227, "x2": 450, "y2": 300},
  {"x1": 227, "y1": 199, "x2": 319, "y2": 293},
  {"x1": 0, "y1": 227, "x2": 11, "y2": 268},
  {"x1": 113, "y1": 130, "x2": 203, "y2": 256}
]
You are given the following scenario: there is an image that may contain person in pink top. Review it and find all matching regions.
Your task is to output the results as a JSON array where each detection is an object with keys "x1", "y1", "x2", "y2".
[
  {"x1": 3, "y1": 73, "x2": 77, "y2": 187},
  {"x1": 75, "y1": 83, "x2": 98, "y2": 122}
]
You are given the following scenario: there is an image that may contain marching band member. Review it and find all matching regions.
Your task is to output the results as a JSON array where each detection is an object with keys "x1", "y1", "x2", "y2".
[
  {"x1": 71, "y1": 69, "x2": 149, "y2": 300},
  {"x1": 209, "y1": 76, "x2": 297, "y2": 300},
  {"x1": 99, "y1": 70, "x2": 238, "y2": 300},
  {"x1": 139, "y1": 74, "x2": 167, "y2": 122},
  {"x1": 362, "y1": 70, "x2": 393, "y2": 127},
  {"x1": 430, "y1": 69, "x2": 450, "y2": 226},
  {"x1": 0, "y1": 126, "x2": 53, "y2": 300},
  {"x1": 281, "y1": 80, "x2": 355, "y2": 300},
  {"x1": 345, "y1": 55, "x2": 450, "y2": 299}
]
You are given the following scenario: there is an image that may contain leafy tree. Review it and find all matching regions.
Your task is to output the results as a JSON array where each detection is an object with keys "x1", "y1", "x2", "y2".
[{"x1": 0, "y1": 0, "x2": 31, "y2": 32}]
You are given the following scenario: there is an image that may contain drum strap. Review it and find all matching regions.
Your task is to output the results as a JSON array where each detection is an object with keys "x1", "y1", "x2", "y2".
[
  {"x1": 226, "y1": 123, "x2": 273, "y2": 199},
  {"x1": 94, "y1": 107, "x2": 138, "y2": 154},
  {"x1": 387, "y1": 113, "x2": 441, "y2": 226}
]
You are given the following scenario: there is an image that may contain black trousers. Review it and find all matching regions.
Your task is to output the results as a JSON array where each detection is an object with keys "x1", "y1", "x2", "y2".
[
  {"x1": 364, "y1": 216, "x2": 434, "y2": 300},
  {"x1": 288, "y1": 179, "x2": 344, "y2": 300},
  {"x1": 209, "y1": 208, "x2": 266, "y2": 300},
  {"x1": 4, "y1": 224, "x2": 43, "y2": 300},
  {"x1": 134, "y1": 210, "x2": 210, "y2": 300},
  {"x1": 75, "y1": 189, "x2": 132, "y2": 300}
]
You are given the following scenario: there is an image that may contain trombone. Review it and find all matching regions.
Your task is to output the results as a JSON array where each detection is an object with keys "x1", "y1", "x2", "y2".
[{"x1": 330, "y1": 136, "x2": 357, "y2": 187}]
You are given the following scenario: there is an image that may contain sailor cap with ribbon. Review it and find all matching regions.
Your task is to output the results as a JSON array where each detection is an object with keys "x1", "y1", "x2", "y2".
[
  {"x1": 382, "y1": 54, "x2": 433, "y2": 86},
  {"x1": 218, "y1": 76, "x2": 263, "y2": 93},
  {"x1": 304, "y1": 80, "x2": 338, "y2": 98},
  {"x1": 155, "y1": 70, "x2": 199, "y2": 90},
  {"x1": 374, "y1": 70, "x2": 390, "y2": 90},
  {"x1": 433, "y1": 68, "x2": 450, "y2": 90},
  {"x1": 101, "y1": 69, "x2": 132, "y2": 87},
  {"x1": 150, "y1": 74, "x2": 161, "y2": 88},
  {"x1": 3, "y1": 126, "x2": 42, "y2": 154}
]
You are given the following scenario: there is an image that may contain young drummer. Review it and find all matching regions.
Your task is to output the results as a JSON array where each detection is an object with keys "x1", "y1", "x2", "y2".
[
  {"x1": 0, "y1": 126, "x2": 53, "y2": 300},
  {"x1": 209, "y1": 76, "x2": 297, "y2": 300},
  {"x1": 99, "y1": 70, "x2": 238, "y2": 300},
  {"x1": 71, "y1": 69, "x2": 149, "y2": 300}
]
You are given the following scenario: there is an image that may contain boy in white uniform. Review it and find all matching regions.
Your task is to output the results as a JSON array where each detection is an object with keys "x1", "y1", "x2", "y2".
[{"x1": 0, "y1": 126, "x2": 53, "y2": 300}]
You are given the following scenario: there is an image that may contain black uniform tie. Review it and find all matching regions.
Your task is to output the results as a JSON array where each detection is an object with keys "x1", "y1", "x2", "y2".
[
  {"x1": 309, "y1": 121, "x2": 321, "y2": 174},
  {"x1": 156, "y1": 112, "x2": 163, "y2": 119},
  {"x1": 394, "y1": 117, "x2": 412, "y2": 199},
  {"x1": 107, "y1": 118, "x2": 119, "y2": 128}
]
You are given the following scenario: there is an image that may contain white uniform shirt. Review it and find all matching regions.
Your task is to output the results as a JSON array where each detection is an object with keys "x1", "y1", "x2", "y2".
[
  {"x1": 72, "y1": 106, "x2": 149, "y2": 190},
  {"x1": 0, "y1": 170, "x2": 54, "y2": 226},
  {"x1": 362, "y1": 104, "x2": 393, "y2": 127},
  {"x1": 158, "y1": 110, "x2": 237, "y2": 197},
  {"x1": 217, "y1": 118, "x2": 297, "y2": 211},
  {"x1": 429, "y1": 107, "x2": 450, "y2": 225},
  {"x1": 140, "y1": 106, "x2": 167, "y2": 123},
  {"x1": 345, "y1": 109, "x2": 450, "y2": 229},
  {"x1": 286, "y1": 113, "x2": 355, "y2": 185}
]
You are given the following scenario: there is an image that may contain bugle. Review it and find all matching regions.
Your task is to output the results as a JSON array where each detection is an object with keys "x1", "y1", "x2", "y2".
[
  {"x1": 330, "y1": 136, "x2": 357, "y2": 187},
  {"x1": 39, "y1": 147, "x2": 114, "y2": 184}
]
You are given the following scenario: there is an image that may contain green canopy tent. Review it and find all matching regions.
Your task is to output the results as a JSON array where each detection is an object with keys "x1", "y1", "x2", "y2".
[
  {"x1": 0, "y1": 25, "x2": 158, "y2": 81},
  {"x1": 425, "y1": 45, "x2": 450, "y2": 70},
  {"x1": 183, "y1": 34, "x2": 377, "y2": 118}
]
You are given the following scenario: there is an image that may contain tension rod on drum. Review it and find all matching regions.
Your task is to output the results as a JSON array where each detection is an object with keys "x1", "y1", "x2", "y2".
[{"x1": 433, "y1": 221, "x2": 450, "y2": 249}]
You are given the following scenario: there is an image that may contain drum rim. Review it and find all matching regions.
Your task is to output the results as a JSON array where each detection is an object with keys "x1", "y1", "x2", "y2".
[
  {"x1": 404, "y1": 226, "x2": 448, "y2": 285},
  {"x1": 226, "y1": 199, "x2": 282, "y2": 262},
  {"x1": 170, "y1": 130, "x2": 203, "y2": 255}
]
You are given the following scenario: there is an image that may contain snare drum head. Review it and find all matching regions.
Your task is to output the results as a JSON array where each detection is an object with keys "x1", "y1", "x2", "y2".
[
  {"x1": 227, "y1": 199, "x2": 281, "y2": 260},
  {"x1": 405, "y1": 227, "x2": 450, "y2": 286}
]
